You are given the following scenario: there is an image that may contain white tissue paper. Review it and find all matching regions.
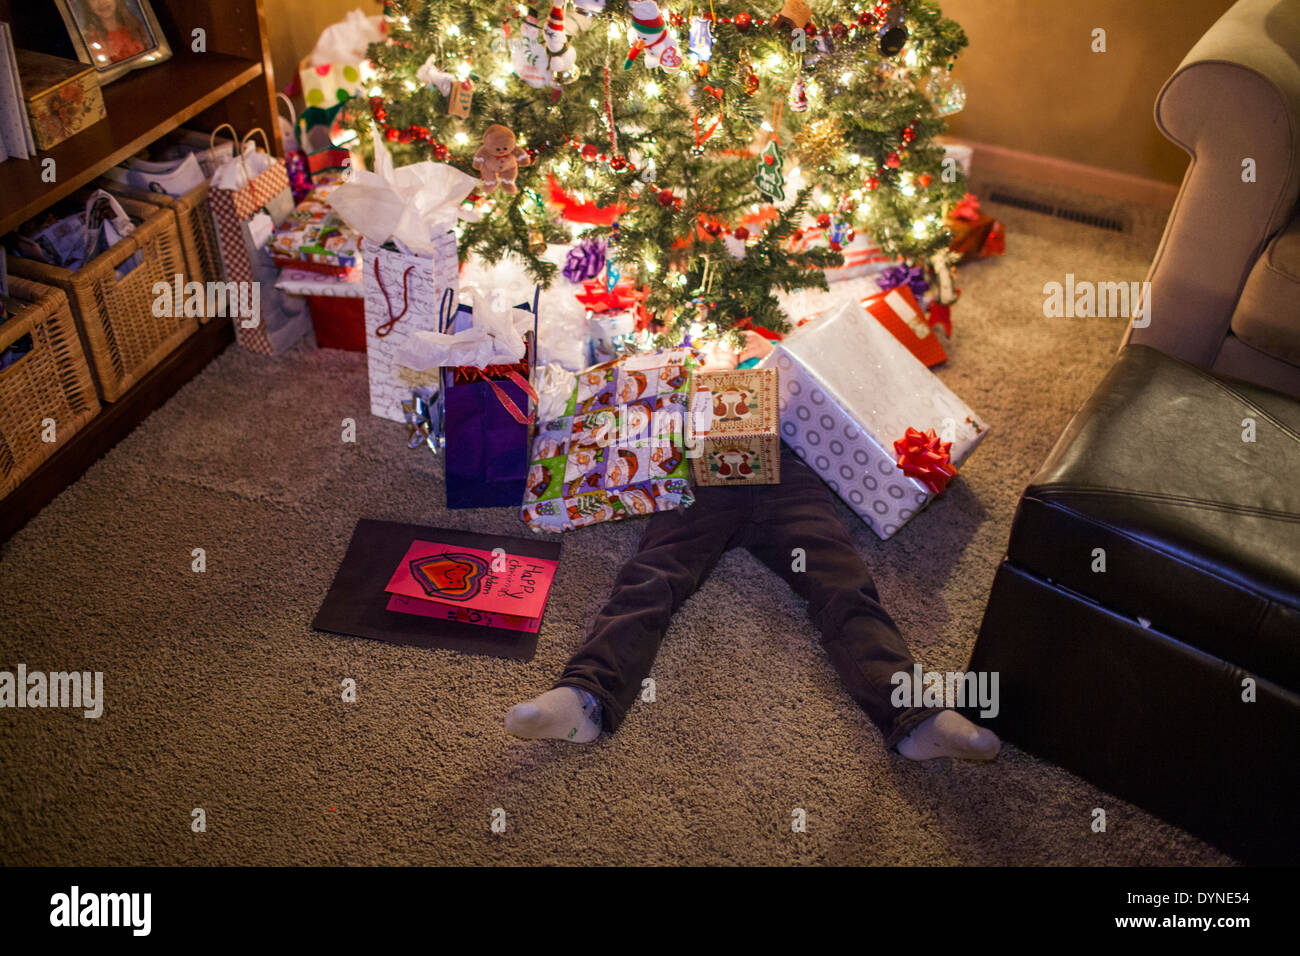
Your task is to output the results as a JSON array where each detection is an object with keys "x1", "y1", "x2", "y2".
[
  {"x1": 327, "y1": 132, "x2": 479, "y2": 255},
  {"x1": 307, "y1": 9, "x2": 384, "y2": 67},
  {"x1": 396, "y1": 290, "x2": 532, "y2": 371},
  {"x1": 210, "y1": 141, "x2": 271, "y2": 191}
]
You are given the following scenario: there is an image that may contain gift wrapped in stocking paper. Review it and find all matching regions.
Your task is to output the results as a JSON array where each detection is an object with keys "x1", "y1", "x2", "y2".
[{"x1": 758, "y1": 299, "x2": 988, "y2": 539}]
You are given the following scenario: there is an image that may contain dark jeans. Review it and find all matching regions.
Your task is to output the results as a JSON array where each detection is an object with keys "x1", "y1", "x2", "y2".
[{"x1": 557, "y1": 445, "x2": 938, "y2": 750}]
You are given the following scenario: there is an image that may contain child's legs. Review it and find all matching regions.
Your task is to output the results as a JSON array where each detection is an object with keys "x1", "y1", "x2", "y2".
[
  {"x1": 558, "y1": 487, "x2": 752, "y2": 731},
  {"x1": 743, "y1": 452, "x2": 935, "y2": 748}
]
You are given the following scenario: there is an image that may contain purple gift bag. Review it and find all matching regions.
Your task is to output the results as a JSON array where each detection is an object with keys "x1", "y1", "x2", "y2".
[{"x1": 441, "y1": 300, "x2": 539, "y2": 509}]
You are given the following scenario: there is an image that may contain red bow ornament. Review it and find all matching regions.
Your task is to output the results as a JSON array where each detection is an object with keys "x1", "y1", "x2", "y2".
[
  {"x1": 575, "y1": 277, "x2": 646, "y2": 314},
  {"x1": 893, "y1": 427, "x2": 958, "y2": 495}
]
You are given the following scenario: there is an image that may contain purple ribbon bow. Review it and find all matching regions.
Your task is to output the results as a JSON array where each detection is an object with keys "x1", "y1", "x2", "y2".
[
  {"x1": 877, "y1": 263, "x2": 930, "y2": 307},
  {"x1": 564, "y1": 238, "x2": 607, "y2": 284}
]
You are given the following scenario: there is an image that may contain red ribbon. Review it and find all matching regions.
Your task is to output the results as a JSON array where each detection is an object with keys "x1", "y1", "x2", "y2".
[
  {"x1": 575, "y1": 277, "x2": 647, "y2": 314},
  {"x1": 453, "y1": 364, "x2": 538, "y2": 425},
  {"x1": 893, "y1": 427, "x2": 957, "y2": 495},
  {"x1": 951, "y1": 193, "x2": 981, "y2": 223}
]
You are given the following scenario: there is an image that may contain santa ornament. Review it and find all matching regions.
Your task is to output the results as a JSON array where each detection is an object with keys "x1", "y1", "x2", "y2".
[{"x1": 625, "y1": 1, "x2": 683, "y2": 72}]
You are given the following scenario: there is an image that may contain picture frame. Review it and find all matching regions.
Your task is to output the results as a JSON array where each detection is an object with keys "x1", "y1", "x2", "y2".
[{"x1": 53, "y1": 0, "x2": 172, "y2": 85}]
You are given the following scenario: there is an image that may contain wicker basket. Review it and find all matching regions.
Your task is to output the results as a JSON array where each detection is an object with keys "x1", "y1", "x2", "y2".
[
  {"x1": 0, "y1": 276, "x2": 101, "y2": 498},
  {"x1": 8, "y1": 195, "x2": 198, "y2": 402},
  {"x1": 101, "y1": 178, "x2": 226, "y2": 306}
]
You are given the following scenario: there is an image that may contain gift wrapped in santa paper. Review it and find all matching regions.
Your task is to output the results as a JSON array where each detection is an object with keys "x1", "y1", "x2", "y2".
[
  {"x1": 758, "y1": 299, "x2": 989, "y2": 539},
  {"x1": 520, "y1": 347, "x2": 698, "y2": 533},
  {"x1": 690, "y1": 367, "x2": 781, "y2": 486}
]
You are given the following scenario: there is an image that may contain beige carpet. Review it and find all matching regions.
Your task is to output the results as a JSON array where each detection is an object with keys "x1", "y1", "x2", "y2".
[{"x1": 0, "y1": 184, "x2": 1237, "y2": 866}]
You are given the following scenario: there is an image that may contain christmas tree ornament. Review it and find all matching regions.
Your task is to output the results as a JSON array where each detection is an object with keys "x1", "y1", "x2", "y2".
[
  {"x1": 885, "y1": 151, "x2": 901, "y2": 168},
  {"x1": 754, "y1": 140, "x2": 786, "y2": 201},
  {"x1": 879, "y1": 3, "x2": 909, "y2": 57},
  {"x1": 639, "y1": 157, "x2": 657, "y2": 182},
  {"x1": 793, "y1": 115, "x2": 843, "y2": 164},
  {"x1": 511, "y1": 9, "x2": 552, "y2": 88},
  {"x1": 773, "y1": 0, "x2": 812, "y2": 32},
  {"x1": 473, "y1": 124, "x2": 533, "y2": 194},
  {"x1": 926, "y1": 68, "x2": 967, "y2": 116},
  {"x1": 627, "y1": 1, "x2": 683, "y2": 72},
  {"x1": 734, "y1": 12, "x2": 753, "y2": 32},
  {"x1": 542, "y1": 4, "x2": 579, "y2": 84},
  {"x1": 574, "y1": 0, "x2": 606, "y2": 12},
  {"x1": 902, "y1": 124, "x2": 916, "y2": 143},
  {"x1": 447, "y1": 79, "x2": 474, "y2": 117},
  {"x1": 688, "y1": 16, "x2": 714, "y2": 61},
  {"x1": 788, "y1": 76, "x2": 809, "y2": 112},
  {"x1": 739, "y1": 49, "x2": 759, "y2": 95},
  {"x1": 880, "y1": 25, "x2": 908, "y2": 56}
]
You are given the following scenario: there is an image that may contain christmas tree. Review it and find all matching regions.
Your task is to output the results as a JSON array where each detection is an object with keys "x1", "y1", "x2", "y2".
[{"x1": 355, "y1": 1, "x2": 969, "y2": 336}]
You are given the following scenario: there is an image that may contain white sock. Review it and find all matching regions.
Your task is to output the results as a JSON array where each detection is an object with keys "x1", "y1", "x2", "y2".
[
  {"x1": 897, "y1": 709, "x2": 1001, "y2": 762},
  {"x1": 505, "y1": 686, "x2": 602, "y2": 743}
]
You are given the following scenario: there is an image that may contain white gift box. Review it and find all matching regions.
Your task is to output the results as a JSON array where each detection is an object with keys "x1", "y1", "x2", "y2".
[
  {"x1": 361, "y1": 234, "x2": 458, "y2": 421},
  {"x1": 759, "y1": 299, "x2": 988, "y2": 539}
]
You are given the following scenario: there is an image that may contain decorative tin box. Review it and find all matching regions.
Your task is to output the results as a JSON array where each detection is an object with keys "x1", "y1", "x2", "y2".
[{"x1": 16, "y1": 50, "x2": 106, "y2": 151}]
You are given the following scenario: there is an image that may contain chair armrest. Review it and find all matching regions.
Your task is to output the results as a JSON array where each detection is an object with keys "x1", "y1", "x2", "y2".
[{"x1": 1131, "y1": 0, "x2": 1300, "y2": 366}]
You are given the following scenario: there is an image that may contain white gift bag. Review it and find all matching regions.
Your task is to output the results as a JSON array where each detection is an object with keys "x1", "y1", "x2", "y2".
[{"x1": 361, "y1": 235, "x2": 458, "y2": 421}]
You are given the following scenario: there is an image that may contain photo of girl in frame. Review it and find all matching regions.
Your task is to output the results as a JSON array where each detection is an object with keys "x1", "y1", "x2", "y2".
[{"x1": 54, "y1": 0, "x2": 173, "y2": 84}]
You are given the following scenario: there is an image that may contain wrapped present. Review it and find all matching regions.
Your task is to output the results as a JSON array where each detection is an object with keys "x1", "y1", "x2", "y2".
[
  {"x1": 329, "y1": 135, "x2": 477, "y2": 421},
  {"x1": 759, "y1": 299, "x2": 988, "y2": 539},
  {"x1": 690, "y1": 367, "x2": 781, "y2": 486},
  {"x1": 520, "y1": 348, "x2": 697, "y2": 533},
  {"x1": 947, "y1": 193, "x2": 1005, "y2": 262},
  {"x1": 789, "y1": 225, "x2": 893, "y2": 282},
  {"x1": 862, "y1": 285, "x2": 947, "y2": 368},
  {"x1": 270, "y1": 175, "x2": 362, "y2": 277}
]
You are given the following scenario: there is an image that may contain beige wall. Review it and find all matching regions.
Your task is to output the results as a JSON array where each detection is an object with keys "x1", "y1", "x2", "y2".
[
  {"x1": 263, "y1": 0, "x2": 1235, "y2": 185},
  {"x1": 264, "y1": 0, "x2": 382, "y2": 107},
  {"x1": 942, "y1": 0, "x2": 1237, "y2": 184}
]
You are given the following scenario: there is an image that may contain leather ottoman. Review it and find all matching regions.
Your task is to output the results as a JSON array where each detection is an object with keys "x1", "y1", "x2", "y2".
[{"x1": 967, "y1": 345, "x2": 1300, "y2": 862}]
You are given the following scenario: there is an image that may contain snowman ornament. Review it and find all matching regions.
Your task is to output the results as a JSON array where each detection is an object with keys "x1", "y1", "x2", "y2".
[{"x1": 626, "y1": 0, "x2": 682, "y2": 73}]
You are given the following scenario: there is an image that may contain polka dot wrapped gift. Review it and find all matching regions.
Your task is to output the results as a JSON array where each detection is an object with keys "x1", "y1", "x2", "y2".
[{"x1": 757, "y1": 299, "x2": 989, "y2": 540}]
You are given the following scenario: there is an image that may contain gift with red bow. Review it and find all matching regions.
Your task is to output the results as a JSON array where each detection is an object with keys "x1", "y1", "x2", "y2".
[
  {"x1": 758, "y1": 298, "x2": 988, "y2": 540},
  {"x1": 946, "y1": 192, "x2": 1006, "y2": 263}
]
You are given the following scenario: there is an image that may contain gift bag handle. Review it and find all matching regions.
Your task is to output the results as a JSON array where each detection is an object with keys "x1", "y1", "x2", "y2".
[
  {"x1": 276, "y1": 93, "x2": 305, "y2": 153},
  {"x1": 468, "y1": 367, "x2": 538, "y2": 426},
  {"x1": 209, "y1": 123, "x2": 238, "y2": 156},
  {"x1": 372, "y1": 257, "x2": 414, "y2": 336},
  {"x1": 238, "y1": 128, "x2": 273, "y2": 183}
]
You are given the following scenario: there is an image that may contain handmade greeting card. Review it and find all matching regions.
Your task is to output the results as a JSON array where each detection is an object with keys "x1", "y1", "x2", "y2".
[{"x1": 384, "y1": 540, "x2": 558, "y2": 620}]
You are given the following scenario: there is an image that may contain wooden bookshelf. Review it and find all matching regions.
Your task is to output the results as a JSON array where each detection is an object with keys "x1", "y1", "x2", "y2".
[{"x1": 0, "y1": 0, "x2": 279, "y2": 541}]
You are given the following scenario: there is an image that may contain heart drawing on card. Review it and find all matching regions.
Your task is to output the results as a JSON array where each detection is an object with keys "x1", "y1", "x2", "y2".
[{"x1": 408, "y1": 552, "x2": 491, "y2": 602}]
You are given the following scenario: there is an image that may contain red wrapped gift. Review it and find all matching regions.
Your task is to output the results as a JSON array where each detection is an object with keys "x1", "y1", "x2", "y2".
[
  {"x1": 947, "y1": 193, "x2": 1005, "y2": 263},
  {"x1": 861, "y1": 285, "x2": 947, "y2": 368}
]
